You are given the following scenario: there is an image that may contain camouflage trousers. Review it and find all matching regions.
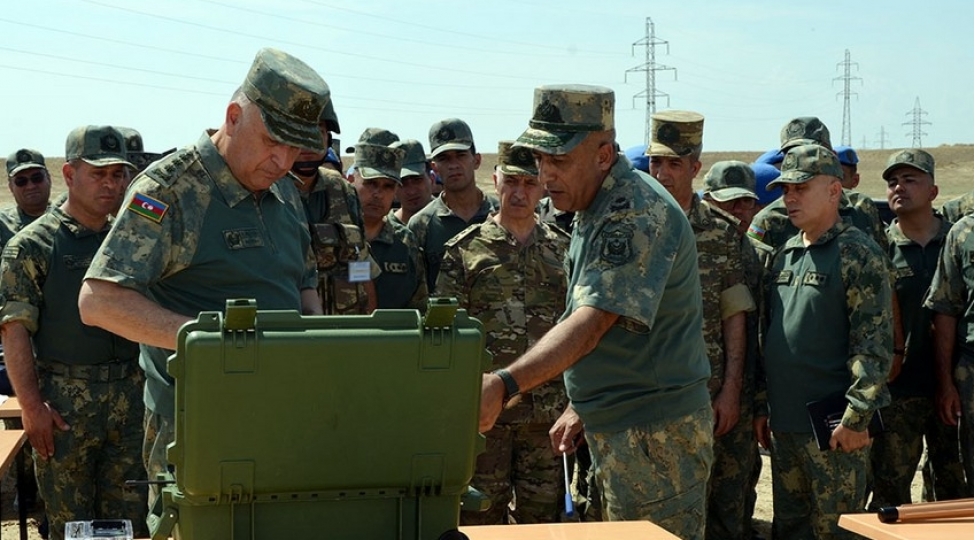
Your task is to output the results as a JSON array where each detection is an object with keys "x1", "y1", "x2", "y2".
[
  {"x1": 35, "y1": 366, "x2": 149, "y2": 540},
  {"x1": 143, "y1": 409, "x2": 176, "y2": 511},
  {"x1": 869, "y1": 395, "x2": 969, "y2": 508},
  {"x1": 707, "y1": 400, "x2": 756, "y2": 540},
  {"x1": 460, "y1": 423, "x2": 564, "y2": 525},
  {"x1": 956, "y1": 356, "x2": 974, "y2": 492},
  {"x1": 572, "y1": 443, "x2": 603, "y2": 522},
  {"x1": 770, "y1": 431, "x2": 868, "y2": 540},
  {"x1": 586, "y1": 405, "x2": 714, "y2": 540},
  {"x1": 921, "y1": 408, "x2": 972, "y2": 501}
]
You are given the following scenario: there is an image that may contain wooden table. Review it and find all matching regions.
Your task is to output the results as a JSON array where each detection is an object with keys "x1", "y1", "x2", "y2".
[
  {"x1": 460, "y1": 521, "x2": 680, "y2": 539},
  {"x1": 0, "y1": 430, "x2": 26, "y2": 540},
  {"x1": 0, "y1": 397, "x2": 21, "y2": 419},
  {"x1": 0, "y1": 398, "x2": 26, "y2": 540},
  {"x1": 839, "y1": 512, "x2": 974, "y2": 540}
]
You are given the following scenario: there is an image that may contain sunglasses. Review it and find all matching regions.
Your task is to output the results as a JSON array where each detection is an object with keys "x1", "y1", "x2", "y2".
[{"x1": 12, "y1": 172, "x2": 46, "y2": 187}]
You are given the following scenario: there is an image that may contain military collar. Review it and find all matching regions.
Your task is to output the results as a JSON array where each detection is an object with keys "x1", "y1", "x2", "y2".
[
  {"x1": 783, "y1": 219, "x2": 850, "y2": 251},
  {"x1": 887, "y1": 214, "x2": 951, "y2": 246},
  {"x1": 373, "y1": 217, "x2": 398, "y2": 245},
  {"x1": 197, "y1": 132, "x2": 287, "y2": 207},
  {"x1": 430, "y1": 190, "x2": 495, "y2": 220},
  {"x1": 51, "y1": 205, "x2": 112, "y2": 237},
  {"x1": 480, "y1": 216, "x2": 539, "y2": 247},
  {"x1": 686, "y1": 192, "x2": 713, "y2": 231},
  {"x1": 579, "y1": 154, "x2": 634, "y2": 222}
]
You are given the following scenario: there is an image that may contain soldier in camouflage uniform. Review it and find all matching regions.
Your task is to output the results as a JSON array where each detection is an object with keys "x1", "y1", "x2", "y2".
[
  {"x1": 408, "y1": 118, "x2": 498, "y2": 293},
  {"x1": 79, "y1": 48, "x2": 324, "y2": 508},
  {"x1": 389, "y1": 139, "x2": 434, "y2": 227},
  {"x1": 755, "y1": 144, "x2": 892, "y2": 540},
  {"x1": 940, "y1": 192, "x2": 973, "y2": 224},
  {"x1": 352, "y1": 143, "x2": 427, "y2": 310},
  {"x1": 479, "y1": 85, "x2": 713, "y2": 540},
  {"x1": 647, "y1": 114, "x2": 754, "y2": 540},
  {"x1": 291, "y1": 120, "x2": 383, "y2": 315},
  {"x1": 870, "y1": 149, "x2": 970, "y2": 508},
  {"x1": 0, "y1": 125, "x2": 148, "y2": 540},
  {"x1": 924, "y1": 214, "x2": 974, "y2": 493},
  {"x1": 439, "y1": 141, "x2": 569, "y2": 525},
  {"x1": 1, "y1": 148, "x2": 53, "y2": 248},
  {"x1": 701, "y1": 161, "x2": 772, "y2": 538}
]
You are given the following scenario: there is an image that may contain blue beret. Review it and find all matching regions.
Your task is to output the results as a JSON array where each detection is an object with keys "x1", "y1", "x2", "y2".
[
  {"x1": 750, "y1": 163, "x2": 782, "y2": 206},
  {"x1": 755, "y1": 148, "x2": 784, "y2": 165},
  {"x1": 624, "y1": 144, "x2": 650, "y2": 173},
  {"x1": 834, "y1": 145, "x2": 859, "y2": 166},
  {"x1": 325, "y1": 147, "x2": 342, "y2": 167}
]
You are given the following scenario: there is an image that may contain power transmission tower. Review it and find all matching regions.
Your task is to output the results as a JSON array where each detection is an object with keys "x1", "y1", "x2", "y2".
[
  {"x1": 833, "y1": 49, "x2": 861, "y2": 146},
  {"x1": 903, "y1": 97, "x2": 930, "y2": 148},
  {"x1": 625, "y1": 17, "x2": 676, "y2": 145},
  {"x1": 875, "y1": 127, "x2": 891, "y2": 150},
  {"x1": 860, "y1": 135, "x2": 868, "y2": 149}
]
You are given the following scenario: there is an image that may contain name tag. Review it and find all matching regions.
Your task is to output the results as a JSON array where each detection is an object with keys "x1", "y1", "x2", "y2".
[
  {"x1": 348, "y1": 261, "x2": 371, "y2": 283},
  {"x1": 802, "y1": 271, "x2": 828, "y2": 286},
  {"x1": 224, "y1": 229, "x2": 264, "y2": 250},
  {"x1": 774, "y1": 270, "x2": 793, "y2": 285},
  {"x1": 894, "y1": 266, "x2": 914, "y2": 280}
]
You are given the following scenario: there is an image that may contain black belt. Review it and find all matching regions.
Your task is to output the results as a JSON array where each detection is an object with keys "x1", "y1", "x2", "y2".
[{"x1": 37, "y1": 360, "x2": 139, "y2": 382}]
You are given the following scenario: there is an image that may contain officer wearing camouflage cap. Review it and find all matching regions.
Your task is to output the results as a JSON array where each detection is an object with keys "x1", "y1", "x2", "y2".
[
  {"x1": 440, "y1": 141, "x2": 569, "y2": 526},
  {"x1": 351, "y1": 143, "x2": 427, "y2": 310},
  {"x1": 1, "y1": 148, "x2": 53, "y2": 248},
  {"x1": 756, "y1": 144, "x2": 892, "y2": 539},
  {"x1": 390, "y1": 139, "x2": 434, "y2": 226},
  {"x1": 479, "y1": 84, "x2": 712, "y2": 540},
  {"x1": 1, "y1": 125, "x2": 148, "y2": 540},
  {"x1": 79, "y1": 48, "x2": 326, "y2": 507},
  {"x1": 648, "y1": 112, "x2": 755, "y2": 540},
  {"x1": 409, "y1": 118, "x2": 497, "y2": 292}
]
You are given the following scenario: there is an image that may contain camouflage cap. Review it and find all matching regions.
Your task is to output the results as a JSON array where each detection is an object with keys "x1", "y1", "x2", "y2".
[
  {"x1": 319, "y1": 97, "x2": 340, "y2": 134},
  {"x1": 767, "y1": 144, "x2": 842, "y2": 189},
  {"x1": 358, "y1": 127, "x2": 400, "y2": 146},
  {"x1": 514, "y1": 84, "x2": 614, "y2": 155},
  {"x1": 647, "y1": 110, "x2": 704, "y2": 158},
  {"x1": 65, "y1": 125, "x2": 134, "y2": 169},
  {"x1": 241, "y1": 48, "x2": 330, "y2": 152},
  {"x1": 115, "y1": 126, "x2": 164, "y2": 173},
  {"x1": 390, "y1": 139, "x2": 427, "y2": 178},
  {"x1": 5, "y1": 148, "x2": 46, "y2": 177},
  {"x1": 882, "y1": 148, "x2": 935, "y2": 180},
  {"x1": 355, "y1": 143, "x2": 404, "y2": 183},
  {"x1": 429, "y1": 118, "x2": 475, "y2": 158},
  {"x1": 779, "y1": 116, "x2": 832, "y2": 151},
  {"x1": 497, "y1": 140, "x2": 538, "y2": 176},
  {"x1": 703, "y1": 161, "x2": 757, "y2": 202},
  {"x1": 834, "y1": 145, "x2": 859, "y2": 166}
]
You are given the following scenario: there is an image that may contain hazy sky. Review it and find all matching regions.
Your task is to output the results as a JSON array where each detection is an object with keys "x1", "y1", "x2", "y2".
[{"x1": 2, "y1": 0, "x2": 972, "y2": 158}]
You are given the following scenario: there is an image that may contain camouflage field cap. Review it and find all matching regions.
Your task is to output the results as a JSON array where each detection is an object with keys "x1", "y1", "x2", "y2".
[
  {"x1": 647, "y1": 110, "x2": 704, "y2": 158},
  {"x1": 429, "y1": 118, "x2": 474, "y2": 158},
  {"x1": 358, "y1": 127, "x2": 400, "y2": 146},
  {"x1": 241, "y1": 48, "x2": 330, "y2": 152},
  {"x1": 5, "y1": 148, "x2": 46, "y2": 177},
  {"x1": 779, "y1": 117, "x2": 832, "y2": 151},
  {"x1": 116, "y1": 126, "x2": 164, "y2": 173},
  {"x1": 65, "y1": 125, "x2": 134, "y2": 169},
  {"x1": 319, "y1": 97, "x2": 340, "y2": 134},
  {"x1": 391, "y1": 139, "x2": 427, "y2": 178},
  {"x1": 882, "y1": 148, "x2": 936, "y2": 180},
  {"x1": 497, "y1": 140, "x2": 538, "y2": 176},
  {"x1": 834, "y1": 145, "x2": 859, "y2": 166},
  {"x1": 514, "y1": 84, "x2": 614, "y2": 155},
  {"x1": 703, "y1": 161, "x2": 757, "y2": 202},
  {"x1": 767, "y1": 144, "x2": 842, "y2": 189},
  {"x1": 355, "y1": 143, "x2": 405, "y2": 183}
]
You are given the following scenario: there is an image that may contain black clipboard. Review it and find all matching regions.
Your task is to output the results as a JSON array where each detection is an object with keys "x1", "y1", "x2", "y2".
[{"x1": 806, "y1": 393, "x2": 884, "y2": 451}]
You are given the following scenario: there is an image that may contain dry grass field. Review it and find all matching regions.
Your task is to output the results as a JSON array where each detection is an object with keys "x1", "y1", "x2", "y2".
[{"x1": 0, "y1": 145, "x2": 969, "y2": 538}]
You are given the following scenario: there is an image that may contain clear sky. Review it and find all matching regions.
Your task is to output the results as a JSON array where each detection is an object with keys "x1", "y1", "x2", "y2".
[{"x1": 1, "y1": 0, "x2": 972, "y2": 158}]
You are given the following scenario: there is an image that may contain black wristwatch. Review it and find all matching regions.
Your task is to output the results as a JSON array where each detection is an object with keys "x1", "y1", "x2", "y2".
[{"x1": 493, "y1": 368, "x2": 521, "y2": 403}]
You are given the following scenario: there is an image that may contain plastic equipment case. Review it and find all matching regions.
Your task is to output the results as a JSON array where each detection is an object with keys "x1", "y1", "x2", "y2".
[{"x1": 149, "y1": 299, "x2": 489, "y2": 540}]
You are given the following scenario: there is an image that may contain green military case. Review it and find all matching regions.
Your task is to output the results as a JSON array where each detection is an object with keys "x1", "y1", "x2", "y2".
[{"x1": 150, "y1": 299, "x2": 488, "y2": 540}]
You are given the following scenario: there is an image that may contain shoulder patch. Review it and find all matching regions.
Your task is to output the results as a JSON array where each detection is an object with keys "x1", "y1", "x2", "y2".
[
  {"x1": 747, "y1": 223, "x2": 765, "y2": 241},
  {"x1": 443, "y1": 223, "x2": 481, "y2": 248},
  {"x1": 127, "y1": 192, "x2": 170, "y2": 223},
  {"x1": 143, "y1": 147, "x2": 196, "y2": 187},
  {"x1": 1, "y1": 245, "x2": 20, "y2": 260}
]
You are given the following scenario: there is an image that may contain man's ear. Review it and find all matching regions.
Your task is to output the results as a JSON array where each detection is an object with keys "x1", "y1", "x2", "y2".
[
  {"x1": 473, "y1": 153, "x2": 482, "y2": 170},
  {"x1": 225, "y1": 102, "x2": 243, "y2": 135},
  {"x1": 62, "y1": 162, "x2": 75, "y2": 189},
  {"x1": 596, "y1": 138, "x2": 615, "y2": 171}
]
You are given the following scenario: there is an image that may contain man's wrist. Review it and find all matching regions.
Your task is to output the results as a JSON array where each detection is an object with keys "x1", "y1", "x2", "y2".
[{"x1": 492, "y1": 368, "x2": 521, "y2": 403}]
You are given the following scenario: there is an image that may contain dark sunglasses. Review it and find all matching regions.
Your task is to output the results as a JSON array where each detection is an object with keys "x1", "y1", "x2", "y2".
[{"x1": 12, "y1": 172, "x2": 46, "y2": 187}]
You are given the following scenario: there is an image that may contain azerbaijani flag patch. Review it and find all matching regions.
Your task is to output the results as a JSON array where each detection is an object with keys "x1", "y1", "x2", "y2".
[
  {"x1": 127, "y1": 192, "x2": 169, "y2": 223},
  {"x1": 746, "y1": 223, "x2": 765, "y2": 241}
]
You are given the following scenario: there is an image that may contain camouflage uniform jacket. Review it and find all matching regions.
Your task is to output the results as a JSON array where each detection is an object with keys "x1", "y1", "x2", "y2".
[
  {"x1": 408, "y1": 191, "x2": 498, "y2": 294},
  {"x1": 301, "y1": 167, "x2": 379, "y2": 314},
  {"x1": 886, "y1": 217, "x2": 952, "y2": 397},
  {"x1": 0, "y1": 207, "x2": 138, "y2": 364},
  {"x1": 690, "y1": 196, "x2": 755, "y2": 397},
  {"x1": 0, "y1": 204, "x2": 49, "y2": 248},
  {"x1": 761, "y1": 221, "x2": 892, "y2": 432},
  {"x1": 437, "y1": 218, "x2": 569, "y2": 424},
  {"x1": 370, "y1": 217, "x2": 427, "y2": 310},
  {"x1": 748, "y1": 188, "x2": 887, "y2": 252},
  {"x1": 940, "y1": 193, "x2": 974, "y2": 224},
  {"x1": 85, "y1": 132, "x2": 317, "y2": 418},
  {"x1": 923, "y1": 214, "x2": 974, "y2": 355}
]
